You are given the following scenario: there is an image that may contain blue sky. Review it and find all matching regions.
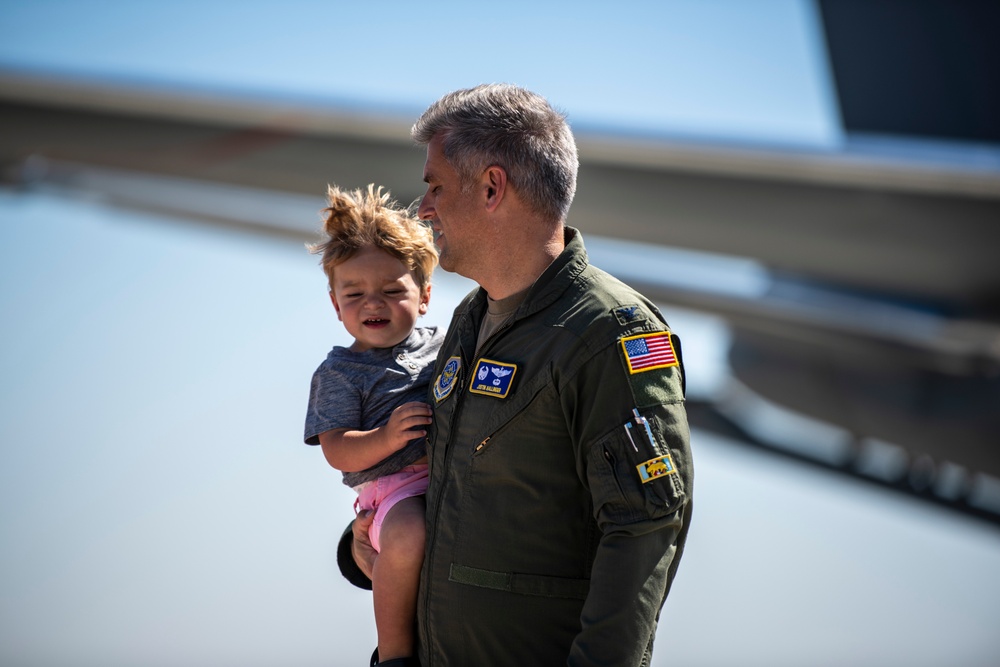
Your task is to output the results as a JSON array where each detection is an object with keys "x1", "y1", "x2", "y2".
[{"x1": 0, "y1": 0, "x2": 840, "y2": 145}]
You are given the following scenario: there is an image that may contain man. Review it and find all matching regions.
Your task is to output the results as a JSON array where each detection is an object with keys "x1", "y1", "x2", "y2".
[{"x1": 344, "y1": 84, "x2": 693, "y2": 666}]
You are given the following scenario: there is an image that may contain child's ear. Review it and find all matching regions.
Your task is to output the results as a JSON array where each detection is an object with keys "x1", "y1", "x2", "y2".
[
  {"x1": 329, "y1": 290, "x2": 344, "y2": 321},
  {"x1": 419, "y1": 283, "x2": 431, "y2": 315}
]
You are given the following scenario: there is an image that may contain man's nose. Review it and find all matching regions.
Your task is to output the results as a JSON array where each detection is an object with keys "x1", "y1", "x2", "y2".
[{"x1": 417, "y1": 193, "x2": 433, "y2": 220}]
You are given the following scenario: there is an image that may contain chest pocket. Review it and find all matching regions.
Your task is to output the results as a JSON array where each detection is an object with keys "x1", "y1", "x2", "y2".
[{"x1": 470, "y1": 363, "x2": 554, "y2": 454}]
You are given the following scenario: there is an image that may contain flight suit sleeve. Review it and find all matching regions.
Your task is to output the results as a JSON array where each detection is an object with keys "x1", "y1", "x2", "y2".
[{"x1": 562, "y1": 323, "x2": 693, "y2": 666}]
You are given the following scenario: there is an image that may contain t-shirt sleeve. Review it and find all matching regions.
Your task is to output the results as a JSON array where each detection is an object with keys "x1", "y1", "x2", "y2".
[{"x1": 304, "y1": 363, "x2": 361, "y2": 445}]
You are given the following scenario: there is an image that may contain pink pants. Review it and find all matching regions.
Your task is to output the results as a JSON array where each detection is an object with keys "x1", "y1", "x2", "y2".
[{"x1": 353, "y1": 464, "x2": 428, "y2": 553}]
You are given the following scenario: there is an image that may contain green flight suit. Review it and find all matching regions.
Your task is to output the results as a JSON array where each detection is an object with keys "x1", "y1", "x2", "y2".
[{"x1": 419, "y1": 227, "x2": 693, "y2": 666}]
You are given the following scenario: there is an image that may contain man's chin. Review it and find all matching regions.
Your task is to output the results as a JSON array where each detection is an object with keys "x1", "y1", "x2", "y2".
[{"x1": 437, "y1": 251, "x2": 457, "y2": 273}]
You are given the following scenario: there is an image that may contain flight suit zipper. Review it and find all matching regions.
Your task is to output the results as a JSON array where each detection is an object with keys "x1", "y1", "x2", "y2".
[
  {"x1": 470, "y1": 316, "x2": 519, "y2": 454},
  {"x1": 473, "y1": 316, "x2": 515, "y2": 361}
]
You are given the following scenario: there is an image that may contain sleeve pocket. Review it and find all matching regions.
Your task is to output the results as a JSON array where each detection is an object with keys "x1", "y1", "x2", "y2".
[{"x1": 587, "y1": 424, "x2": 686, "y2": 528}]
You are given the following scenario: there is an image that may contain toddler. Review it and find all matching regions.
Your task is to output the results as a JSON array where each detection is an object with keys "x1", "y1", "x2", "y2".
[{"x1": 304, "y1": 184, "x2": 442, "y2": 666}]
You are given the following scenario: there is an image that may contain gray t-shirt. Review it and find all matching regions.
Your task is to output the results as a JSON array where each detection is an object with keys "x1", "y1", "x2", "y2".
[{"x1": 304, "y1": 326, "x2": 443, "y2": 487}]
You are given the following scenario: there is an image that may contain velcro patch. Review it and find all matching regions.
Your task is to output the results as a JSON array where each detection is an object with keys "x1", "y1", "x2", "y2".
[
  {"x1": 636, "y1": 453, "x2": 676, "y2": 483},
  {"x1": 614, "y1": 304, "x2": 645, "y2": 325},
  {"x1": 434, "y1": 356, "x2": 461, "y2": 402},
  {"x1": 621, "y1": 332, "x2": 678, "y2": 374},
  {"x1": 469, "y1": 358, "x2": 517, "y2": 398}
]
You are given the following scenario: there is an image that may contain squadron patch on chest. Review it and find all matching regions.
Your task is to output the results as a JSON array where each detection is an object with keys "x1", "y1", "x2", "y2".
[
  {"x1": 434, "y1": 356, "x2": 461, "y2": 402},
  {"x1": 469, "y1": 358, "x2": 517, "y2": 398}
]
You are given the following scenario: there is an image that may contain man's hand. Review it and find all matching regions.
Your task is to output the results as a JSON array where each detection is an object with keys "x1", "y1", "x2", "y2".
[
  {"x1": 352, "y1": 510, "x2": 378, "y2": 580},
  {"x1": 380, "y1": 401, "x2": 433, "y2": 453}
]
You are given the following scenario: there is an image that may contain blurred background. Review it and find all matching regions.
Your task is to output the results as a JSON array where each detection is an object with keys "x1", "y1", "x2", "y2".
[{"x1": 2, "y1": 1, "x2": 999, "y2": 666}]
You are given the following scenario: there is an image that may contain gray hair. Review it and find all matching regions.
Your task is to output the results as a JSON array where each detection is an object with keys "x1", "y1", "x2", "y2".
[{"x1": 411, "y1": 84, "x2": 578, "y2": 223}]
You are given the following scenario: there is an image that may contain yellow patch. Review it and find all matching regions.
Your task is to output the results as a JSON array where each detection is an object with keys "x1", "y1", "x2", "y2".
[{"x1": 636, "y1": 453, "x2": 676, "y2": 483}]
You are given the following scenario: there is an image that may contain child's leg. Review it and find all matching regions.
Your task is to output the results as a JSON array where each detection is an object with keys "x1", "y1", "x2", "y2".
[{"x1": 372, "y1": 495, "x2": 426, "y2": 662}]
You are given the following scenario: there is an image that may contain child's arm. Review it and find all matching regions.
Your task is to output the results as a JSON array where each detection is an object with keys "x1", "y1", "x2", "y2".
[{"x1": 318, "y1": 401, "x2": 432, "y2": 472}]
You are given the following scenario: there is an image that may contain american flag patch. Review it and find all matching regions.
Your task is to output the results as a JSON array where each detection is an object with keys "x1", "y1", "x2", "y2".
[{"x1": 621, "y1": 332, "x2": 678, "y2": 374}]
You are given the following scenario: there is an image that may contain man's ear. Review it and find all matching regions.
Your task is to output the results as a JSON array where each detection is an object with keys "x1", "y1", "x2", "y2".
[
  {"x1": 329, "y1": 290, "x2": 344, "y2": 321},
  {"x1": 483, "y1": 165, "x2": 507, "y2": 212}
]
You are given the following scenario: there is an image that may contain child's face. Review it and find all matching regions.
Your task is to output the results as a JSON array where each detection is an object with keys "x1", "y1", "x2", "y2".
[{"x1": 330, "y1": 245, "x2": 430, "y2": 353}]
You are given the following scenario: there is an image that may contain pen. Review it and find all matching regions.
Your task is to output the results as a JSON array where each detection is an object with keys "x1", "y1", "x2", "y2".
[
  {"x1": 624, "y1": 422, "x2": 638, "y2": 451},
  {"x1": 632, "y1": 408, "x2": 657, "y2": 451}
]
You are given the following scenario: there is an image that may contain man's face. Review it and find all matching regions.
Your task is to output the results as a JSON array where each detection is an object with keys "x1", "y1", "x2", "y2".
[{"x1": 418, "y1": 134, "x2": 481, "y2": 278}]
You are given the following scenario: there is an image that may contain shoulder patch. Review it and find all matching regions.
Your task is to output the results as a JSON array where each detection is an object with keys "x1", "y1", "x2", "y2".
[
  {"x1": 620, "y1": 332, "x2": 678, "y2": 374},
  {"x1": 433, "y1": 356, "x2": 461, "y2": 402}
]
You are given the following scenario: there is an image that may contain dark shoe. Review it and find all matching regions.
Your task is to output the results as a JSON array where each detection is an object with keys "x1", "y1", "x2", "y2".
[{"x1": 370, "y1": 647, "x2": 420, "y2": 667}]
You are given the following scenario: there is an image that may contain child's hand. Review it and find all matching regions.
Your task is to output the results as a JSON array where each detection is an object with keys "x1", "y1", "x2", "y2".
[{"x1": 380, "y1": 401, "x2": 433, "y2": 452}]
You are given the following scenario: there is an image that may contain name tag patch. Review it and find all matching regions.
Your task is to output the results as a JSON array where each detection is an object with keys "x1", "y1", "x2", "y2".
[
  {"x1": 637, "y1": 453, "x2": 676, "y2": 483},
  {"x1": 434, "y1": 357, "x2": 461, "y2": 402},
  {"x1": 469, "y1": 359, "x2": 517, "y2": 398}
]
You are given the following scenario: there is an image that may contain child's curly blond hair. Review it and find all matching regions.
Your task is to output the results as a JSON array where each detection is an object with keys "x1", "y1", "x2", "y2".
[{"x1": 309, "y1": 184, "x2": 438, "y2": 290}]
